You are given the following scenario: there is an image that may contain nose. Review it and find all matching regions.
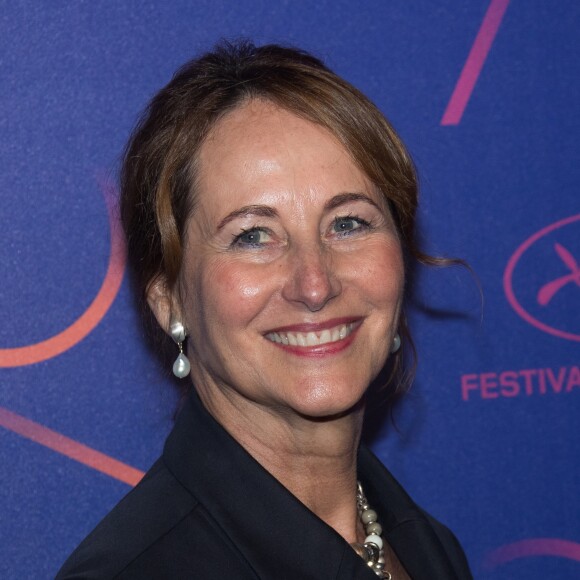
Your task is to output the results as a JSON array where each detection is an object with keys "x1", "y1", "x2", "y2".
[{"x1": 281, "y1": 243, "x2": 342, "y2": 311}]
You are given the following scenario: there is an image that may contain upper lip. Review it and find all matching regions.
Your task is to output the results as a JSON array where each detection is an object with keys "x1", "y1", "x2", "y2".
[{"x1": 263, "y1": 316, "x2": 362, "y2": 334}]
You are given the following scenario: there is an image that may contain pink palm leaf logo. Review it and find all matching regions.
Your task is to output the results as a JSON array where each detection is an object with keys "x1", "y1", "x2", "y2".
[{"x1": 537, "y1": 243, "x2": 580, "y2": 306}]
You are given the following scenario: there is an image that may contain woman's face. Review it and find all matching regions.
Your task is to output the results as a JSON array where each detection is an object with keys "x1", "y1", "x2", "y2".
[{"x1": 175, "y1": 99, "x2": 404, "y2": 419}]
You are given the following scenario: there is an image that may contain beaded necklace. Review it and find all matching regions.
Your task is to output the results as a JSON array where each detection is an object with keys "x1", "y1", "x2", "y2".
[{"x1": 350, "y1": 482, "x2": 392, "y2": 579}]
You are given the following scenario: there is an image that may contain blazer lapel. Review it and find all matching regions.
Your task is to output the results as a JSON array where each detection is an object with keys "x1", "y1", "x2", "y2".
[{"x1": 359, "y1": 447, "x2": 463, "y2": 580}]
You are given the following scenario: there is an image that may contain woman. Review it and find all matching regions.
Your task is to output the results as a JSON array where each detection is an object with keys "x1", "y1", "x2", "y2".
[{"x1": 57, "y1": 42, "x2": 472, "y2": 579}]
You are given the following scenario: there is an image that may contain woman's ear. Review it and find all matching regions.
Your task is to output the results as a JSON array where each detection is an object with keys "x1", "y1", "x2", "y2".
[{"x1": 146, "y1": 276, "x2": 173, "y2": 336}]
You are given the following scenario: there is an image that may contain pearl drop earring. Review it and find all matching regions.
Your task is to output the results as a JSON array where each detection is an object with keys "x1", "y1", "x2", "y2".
[
  {"x1": 391, "y1": 333, "x2": 401, "y2": 353},
  {"x1": 170, "y1": 320, "x2": 191, "y2": 378}
]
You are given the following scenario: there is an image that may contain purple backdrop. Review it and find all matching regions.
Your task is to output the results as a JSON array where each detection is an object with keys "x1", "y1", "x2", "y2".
[{"x1": 1, "y1": 1, "x2": 578, "y2": 578}]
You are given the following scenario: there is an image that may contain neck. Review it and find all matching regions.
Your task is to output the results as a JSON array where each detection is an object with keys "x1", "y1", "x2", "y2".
[{"x1": 196, "y1": 383, "x2": 365, "y2": 544}]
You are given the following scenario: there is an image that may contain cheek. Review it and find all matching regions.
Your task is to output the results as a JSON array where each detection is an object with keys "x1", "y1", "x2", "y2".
[
  {"x1": 349, "y1": 241, "x2": 405, "y2": 306},
  {"x1": 198, "y1": 257, "x2": 276, "y2": 329}
]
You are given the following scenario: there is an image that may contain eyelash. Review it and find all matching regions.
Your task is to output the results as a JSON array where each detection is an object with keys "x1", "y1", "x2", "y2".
[
  {"x1": 331, "y1": 214, "x2": 373, "y2": 236},
  {"x1": 229, "y1": 214, "x2": 374, "y2": 249},
  {"x1": 231, "y1": 226, "x2": 271, "y2": 248}
]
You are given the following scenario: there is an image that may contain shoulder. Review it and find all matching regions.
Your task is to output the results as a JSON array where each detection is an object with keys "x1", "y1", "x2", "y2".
[
  {"x1": 358, "y1": 446, "x2": 472, "y2": 579},
  {"x1": 56, "y1": 459, "x2": 199, "y2": 579},
  {"x1": 57, "y1": 459, "x2": 258, "y2": 579}
]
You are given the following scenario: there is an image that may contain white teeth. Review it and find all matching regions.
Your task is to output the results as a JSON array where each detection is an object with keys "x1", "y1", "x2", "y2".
[{"x1": 266, "y1": 323, "x2": 356, "y2": 347}]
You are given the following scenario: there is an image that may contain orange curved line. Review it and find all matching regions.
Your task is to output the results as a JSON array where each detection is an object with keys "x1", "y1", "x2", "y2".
[
  {"x1": 0, "y1": 189, "x2": 126, "y2": 367},
  {"x1": 0, "y1": 406, "x2": 144, "y2": 486}
]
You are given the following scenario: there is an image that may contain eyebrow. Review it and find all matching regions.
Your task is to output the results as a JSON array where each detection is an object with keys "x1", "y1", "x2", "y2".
[
  {"x1": 216, "y1": 192, "x2": 381, "y2": 230},
  {"x1": 217, "y1": 205, "x2": 279, "y2": 230},
  {"x1": 323, "y1": 192, "x2": 382, "y2": 212}
]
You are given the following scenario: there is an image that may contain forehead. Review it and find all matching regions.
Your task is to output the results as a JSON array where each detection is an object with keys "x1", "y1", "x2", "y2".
[
  {"x1": 195, "y1": 99, "x2": 380, "y2": 214},
  {"x1": 200, "y1": 98, "x2": 343, "y2": 163}
]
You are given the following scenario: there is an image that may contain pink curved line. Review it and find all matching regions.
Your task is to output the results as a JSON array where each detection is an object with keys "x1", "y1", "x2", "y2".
[
  {"x1": 554, "y1": 242, "x2": 579, "y2": 272},
  {"x1": 0, "y1": 406, "x2": 144, "y2": 486},
  {"x1": 503, "y1": 214, "x2": 580, "y2": 342},
  {"x1": 537, "y1": 273, "x2": 575, "y2": 306},
  {"x1": 485, "y1": 538, "x2": 580, "y2": 569},
  {"x1": 0, "y1": 187, "x2": 126, "y2": 367},
  {"x1": 441, "y1": 0, "x2": 510, "y2": 126}
]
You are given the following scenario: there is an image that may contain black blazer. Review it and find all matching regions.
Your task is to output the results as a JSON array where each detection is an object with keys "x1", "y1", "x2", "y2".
[{"x1": 57, "y1": 394, "x2": 472, "y2": 579}]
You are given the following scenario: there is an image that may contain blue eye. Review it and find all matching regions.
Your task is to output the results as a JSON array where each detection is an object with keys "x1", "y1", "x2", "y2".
[
  {"x1": 332, "y1": 216, "x2": 371, "y2": 235},
  {"x1": 232, "y1": 227, "x2": 272, "y2": 247}
]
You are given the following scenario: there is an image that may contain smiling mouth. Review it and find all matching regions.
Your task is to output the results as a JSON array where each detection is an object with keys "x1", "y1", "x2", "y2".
[{"x1": 265, "y1": 322, "x2": 358, "y2": 347}]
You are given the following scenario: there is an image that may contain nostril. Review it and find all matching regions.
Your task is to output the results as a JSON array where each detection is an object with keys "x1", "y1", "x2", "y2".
[{"x1": 288, "y1": 268, "x2": 341, "y2": 311}]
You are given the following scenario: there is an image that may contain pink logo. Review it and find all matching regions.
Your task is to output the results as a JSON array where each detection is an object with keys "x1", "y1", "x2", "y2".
[
  {"x1": 441, "y1": 0, "x2": 510, "y2": 125},
  {"x1": 537, "y1": 243, "x2": 580, "y2": 306},
  {"x1": 484, "y1": 538, "x2": 580, "y2": 570},
  {"x1": 504, "y1": 215, "x2": 580, "y2": 342}
]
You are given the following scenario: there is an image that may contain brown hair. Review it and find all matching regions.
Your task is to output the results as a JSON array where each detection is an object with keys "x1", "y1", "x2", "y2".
[{"x1": 121, "y1": 40, "x2": 446, "y2": 399}]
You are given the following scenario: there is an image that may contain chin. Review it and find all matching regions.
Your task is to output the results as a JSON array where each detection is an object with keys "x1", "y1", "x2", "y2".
[{"x1": 288, "y1": 382, "x2": 367, "y2": 421}]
